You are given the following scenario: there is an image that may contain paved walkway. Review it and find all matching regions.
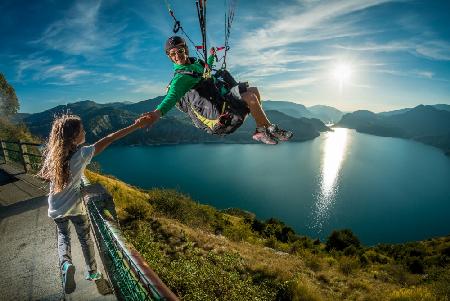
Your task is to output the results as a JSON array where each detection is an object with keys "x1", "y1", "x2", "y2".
[{"x1": 0, "y1": 163, "x2": 117, "y2": 301}]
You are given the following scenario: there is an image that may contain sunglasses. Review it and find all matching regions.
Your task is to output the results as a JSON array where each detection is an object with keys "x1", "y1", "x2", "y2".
[{"x1": 168, "y1": 47, "x2": 186, "y2": 58}]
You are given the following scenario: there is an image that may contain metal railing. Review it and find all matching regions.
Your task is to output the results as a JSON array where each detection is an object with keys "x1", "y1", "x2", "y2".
[
  {"x1": 83, "y1": 183, "x2": 179, "y2": 301},
  {"x1": 0, "y1": 140, "x2": 42, "y2": 172}
]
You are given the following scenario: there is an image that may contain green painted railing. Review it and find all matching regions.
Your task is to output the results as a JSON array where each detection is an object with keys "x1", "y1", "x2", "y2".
[
  {"x1": 0, "y1": 139, "x2": 42, "y2": 172},
  {"x1": 83, "y1": 183, "x2": 179, "y2": 301}
]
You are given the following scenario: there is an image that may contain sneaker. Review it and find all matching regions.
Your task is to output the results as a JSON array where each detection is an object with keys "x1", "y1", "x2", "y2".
[
  {"x1": 62, "y1": 262, "x2": 76, "y2": 294},
  {"x1": 252, "y1": 127, "x2": 278, "y2": 145},
  {"x1": 85, "y1": 270, "x2": 103, "y2": 282},
  {"x1": 267, "y1": 124, "x2": 293, "y2": 141}
]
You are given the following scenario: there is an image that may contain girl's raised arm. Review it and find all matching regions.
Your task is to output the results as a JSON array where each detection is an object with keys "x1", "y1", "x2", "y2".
[{"x1": 93, "y1": 119, "x2": 144, "y2": 156}]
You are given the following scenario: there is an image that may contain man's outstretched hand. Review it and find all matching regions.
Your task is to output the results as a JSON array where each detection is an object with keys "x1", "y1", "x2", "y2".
[{"x1": 136, "y1": 110, "x2": 162, "y2": 129}]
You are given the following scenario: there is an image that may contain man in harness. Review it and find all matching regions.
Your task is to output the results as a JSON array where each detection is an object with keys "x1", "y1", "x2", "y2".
[{"x1": 140, "y1": 36, "x2": 293, "y2": 145}]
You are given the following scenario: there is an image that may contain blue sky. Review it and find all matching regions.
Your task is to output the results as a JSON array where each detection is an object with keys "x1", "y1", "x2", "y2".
[{"x1": 1, "y1": 0, "x2": 450, "y2": 113}]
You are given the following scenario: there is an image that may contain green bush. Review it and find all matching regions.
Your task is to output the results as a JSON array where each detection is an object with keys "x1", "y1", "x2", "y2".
[
  {"x1": 250, "y1": 217, "x2": 297, "y2": 243},
  {"x1": 343, "y1": 245, "x2": 358, "y2": 256},
  {"x1": 407, "y1": 257, "x2": 425, "y2": 274},
  {"x1": 149, "y1": 188, "x2": 227, "y2": 231},
  {"x1": 326, "y1": 229, "x2": 361, "y2": 252},
  {"x1": 339, "y1": 256, "x2": 359, "y2": 276},
  {"x1": 221, "y1": 208, "x2": 255, "y2": 220},
  {"x1": 364, "y1": 249, "x2": 390, "y2": 264}
]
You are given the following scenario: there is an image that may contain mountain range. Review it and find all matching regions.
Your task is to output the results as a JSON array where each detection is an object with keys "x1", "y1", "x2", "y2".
[
  {"x1": 16, "y1": 99, "x2": 450, "y2": 155},
  {"x1": 262, "y1": 101, "x2": 345, "y2": 123},
  {"x1": 21, "y1": 97, "x2": 330, "y2": 145},
  {"x1": 337, "y1": 104, "x2": 450, "y2": 155}
]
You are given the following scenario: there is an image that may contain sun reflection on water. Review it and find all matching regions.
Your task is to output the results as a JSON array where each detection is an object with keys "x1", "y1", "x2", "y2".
[{"x1": 311, "y1": 128, "x2": 350, "y2": 233}]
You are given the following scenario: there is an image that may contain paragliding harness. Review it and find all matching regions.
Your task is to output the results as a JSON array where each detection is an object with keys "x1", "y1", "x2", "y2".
[
  {"x1": 165, "y1": 1, "x2": 246, "y2": 135},
  {"x1": 172, "y1": 58, "x2": 250, "y2": 136}
]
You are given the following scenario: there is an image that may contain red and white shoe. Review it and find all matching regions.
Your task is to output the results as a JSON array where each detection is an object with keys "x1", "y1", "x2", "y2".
[{"x1": 252, "y1": 128, "x2": 278, "y2": 145}]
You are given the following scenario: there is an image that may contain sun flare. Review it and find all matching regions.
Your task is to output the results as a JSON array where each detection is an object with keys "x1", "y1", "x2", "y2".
[{"x1": 332, "y1": 62, "x2": 352, "y2": 91}]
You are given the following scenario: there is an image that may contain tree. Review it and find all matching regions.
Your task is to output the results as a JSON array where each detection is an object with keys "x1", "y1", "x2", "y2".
[{"x1": 0, "y1": 73, "x2": 20, "y2": 118}]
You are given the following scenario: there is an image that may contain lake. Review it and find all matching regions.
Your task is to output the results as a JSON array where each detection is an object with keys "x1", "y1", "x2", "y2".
[{"x1": 93, "y1": 128, "x2": 450, "y2": 245}]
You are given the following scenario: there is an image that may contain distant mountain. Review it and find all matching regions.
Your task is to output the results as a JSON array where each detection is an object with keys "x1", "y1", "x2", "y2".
[
  {"x1": 433, "y1": 104, "x2": 450, "y2": 112},
  {"x1": 262, "y1": 101, "x2": 313, "y2": 119},
  {"x1": 262, "y1": 101, "x2": 344, "y2": 123},
  {"x1": 337, "y1": 105, "x2": 450, "y2": 155},
  {"x1": 378, "y1": 104, "x2": 450, "y2": 117},
  {"x1": 307, "y1": 105, "x2": 344, "y2": 123},
  {"x1": 23, "y1": 97, "x2": 330, "y2": 145},
  {"x1": 378, "y1": 108, "x2": 412, "y2": 117},
  {"x1": 11, "y1": 113, "x2": 31, "y2": 123}
]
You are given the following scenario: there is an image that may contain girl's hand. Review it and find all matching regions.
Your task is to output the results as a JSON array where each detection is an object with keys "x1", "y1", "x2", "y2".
[
  {"x1": 134, "y1": 116, "x2": 150, "y2": 128},
  {"x1": 136, "y1": 110, "x2": 161, "y2": 128}
]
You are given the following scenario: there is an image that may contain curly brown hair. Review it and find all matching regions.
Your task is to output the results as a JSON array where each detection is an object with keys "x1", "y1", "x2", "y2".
[{"x1": 38, "y1": 114, "x2": 83, "y2": 193}]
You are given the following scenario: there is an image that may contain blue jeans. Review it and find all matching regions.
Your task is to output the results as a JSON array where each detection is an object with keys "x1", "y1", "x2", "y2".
[{"x1": 54, "y1": 214, "x2": 97, "y2": 273}]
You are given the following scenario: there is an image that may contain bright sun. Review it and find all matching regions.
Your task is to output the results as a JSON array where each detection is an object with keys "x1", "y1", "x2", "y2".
[{"x1": 332, "y1": 62, "x2": 352, "y2": 91}]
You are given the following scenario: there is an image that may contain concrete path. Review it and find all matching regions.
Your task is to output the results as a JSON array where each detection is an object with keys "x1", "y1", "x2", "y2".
[{"x1": 0, "y1": 163, "x2": 117, "y2": 301}]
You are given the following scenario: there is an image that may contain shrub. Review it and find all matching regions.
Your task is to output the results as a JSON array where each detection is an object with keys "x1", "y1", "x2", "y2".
[
  {"x1": 385, "y1": 264, "x2": 421, "y2": 286},
  {"x1": 343, "y1": 245, "x2": 358, "y2": 256},
  {"x1": 359, "y1": 253, "x2": 370, "y2": 266},
  {"x1": 364, "y1": 249, "x2": 390, "y2": 264},
  {"x1": 250, "y1": 218, "x2": 297, "y2": 243},
  {"x1": 122, "y1": 200, "x2": 153, "y2": 221},
  {"x1": 221, "y1": 208, "x2": 255, "y2": 220},
  {"x1": 431, "y1": 271, "x2": 450, "y2": 300},
  {"x1": 305, "y1": 256, "x2": 322, "y2": 272},
  {"x1": 440, "y1": 244, "x2": 450, "y2": 256},
  {"x1": 389, "y1": 287, "x2": 436, "y2": 301},
  {"x1": 288, "y1": 278, "x2": 324, "y2": 301},
  {"x1": 149, "y1": 188, "x2": 227, "y2": 231},
  {"x1": 407, "y1": 257, "x2": 425, "y2": 274},
  {"x1": 339, "y1": 256, "x2": 359, "y2": 276},
  {"x1": 326, "y1": 229, "x2": 361, "y2": 252},
  {"x1": 222, "y1": 220, "x2": 254, "y2": 242}
]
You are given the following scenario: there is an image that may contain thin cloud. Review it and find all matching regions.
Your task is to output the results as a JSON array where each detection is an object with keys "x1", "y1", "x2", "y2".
[
  {"x1": 33, "y1": 0, "x2": 124, "y2": 58},
  {"x1": 239, "y1": 0, "x2": 395, "y2": 51},
  {"x1": 16, "y1": 57, "x2": 51, "y2": 80},
  {"x1": 413, "y1": 70, "x2": 434, "y2": 79},
  {"x1": 415, "y1": 40, "x2": 450, "y2": 61},
  {"x1": 30, "y1": 63, "x2": 91, "y2": 84},
  {"x1": 132, "y1": 82, "x2": 165, "y2": 95},
  {"x1": 60, "y1": 70, "x2": 91, "y2": 81},
  {"x1": 271, "y1": 77, "x2": 318, "y2": 89},
  {"x1": 375, "y1": 68, "x2": 448, "y2": 82},
  {"x1": 333, "y1": 41, "x2": 410, "y2": 52},
  {"x1": 334, "y1": 40, "x2": 450, "y2": 61}
]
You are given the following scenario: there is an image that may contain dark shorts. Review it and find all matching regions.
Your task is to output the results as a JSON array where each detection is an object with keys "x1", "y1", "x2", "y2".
[{"x1": 228, "y1": 82, "x2": 248, "y2": 100}]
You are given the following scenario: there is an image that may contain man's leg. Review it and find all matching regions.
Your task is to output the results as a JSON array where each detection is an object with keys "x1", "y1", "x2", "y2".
[
  {"x1": 241, "y1": 91, "x2": 270, "y2": 128},
  {"x1": 247, "y1": 87, "x2": 261, "y2": 105}
]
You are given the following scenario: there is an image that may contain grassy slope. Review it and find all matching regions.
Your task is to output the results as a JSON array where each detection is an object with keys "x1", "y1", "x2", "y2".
[{"x1": 86, "y1": 170, "x2": 450, "y2": 301}]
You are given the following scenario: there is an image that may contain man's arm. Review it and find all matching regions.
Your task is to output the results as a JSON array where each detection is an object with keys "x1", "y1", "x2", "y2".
[{"x1": 156, "y1": 75, "x2": 196, "y2": 116}]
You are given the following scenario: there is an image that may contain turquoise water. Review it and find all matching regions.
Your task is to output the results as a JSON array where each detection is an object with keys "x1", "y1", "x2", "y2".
[{"x1": 93, "y1": 128, "x2": 450, "y2": 245}]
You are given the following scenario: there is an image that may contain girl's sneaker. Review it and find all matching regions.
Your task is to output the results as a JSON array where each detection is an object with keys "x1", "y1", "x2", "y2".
[
  {"x1": 252, "y1": 127, "x2": 278, "y2": 145},
  {"x1": 62, "y1": 262, "x2": 76, "y2": 294},
  {"x1": 267, "y1": 124, "x2": 293, "y2": 141},
  {"x1": 85, "y1": 270, "x2": 103, "y2": 281}
]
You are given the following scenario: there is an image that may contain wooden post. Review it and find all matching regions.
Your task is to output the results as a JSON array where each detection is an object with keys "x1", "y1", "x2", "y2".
[
  {"x1": 19, "y1": 140, "x2": 32, "y2": 173},
  {"x1": 1, "y1": 140, "x2": 9, "y2": 164}
]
